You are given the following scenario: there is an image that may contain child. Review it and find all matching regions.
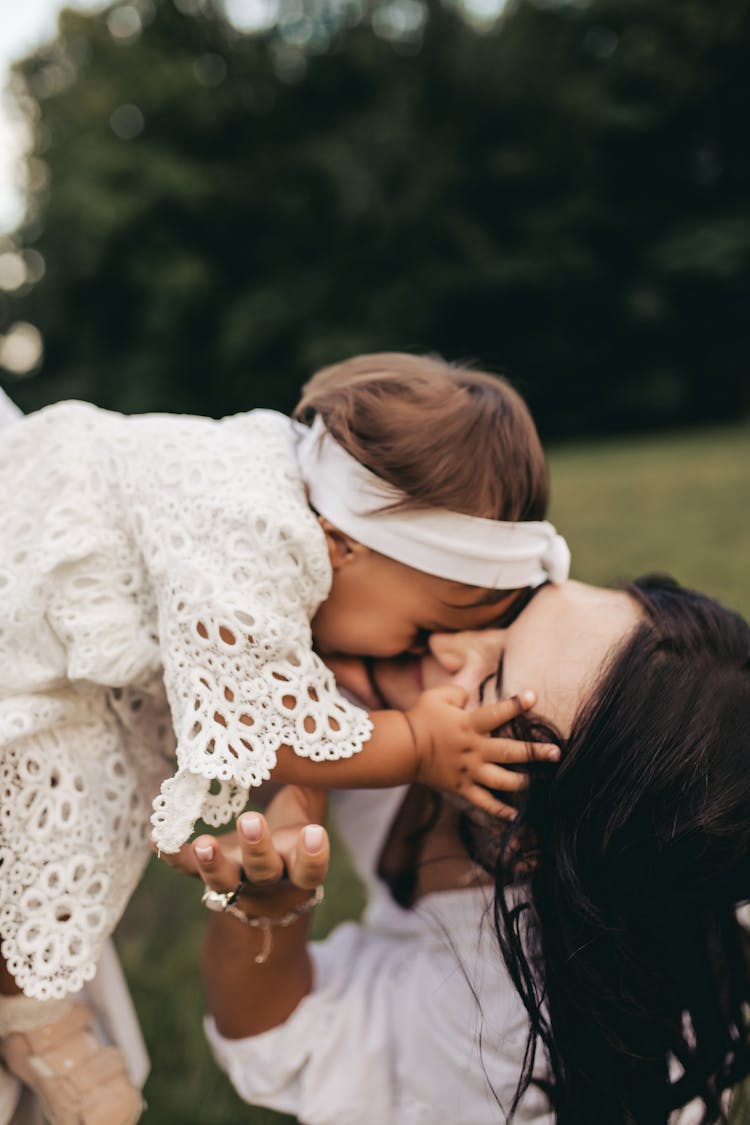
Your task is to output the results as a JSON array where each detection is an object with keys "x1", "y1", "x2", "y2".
[{"x1": 0, "y1": 354, "x2": 568, "y2": 1121}]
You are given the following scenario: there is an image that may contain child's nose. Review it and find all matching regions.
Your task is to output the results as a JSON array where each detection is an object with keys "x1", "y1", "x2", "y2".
[
  {"x1": 430, "y1": 633, "x2": 488, "y2": 704},
  {"x1": 428, "y1": 632, "x2": 464, "y2": 672}
]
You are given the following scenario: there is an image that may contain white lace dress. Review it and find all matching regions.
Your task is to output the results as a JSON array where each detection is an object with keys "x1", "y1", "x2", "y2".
[{"x1": 0, "y1": 402, "x2": 371, "y2": 1000}]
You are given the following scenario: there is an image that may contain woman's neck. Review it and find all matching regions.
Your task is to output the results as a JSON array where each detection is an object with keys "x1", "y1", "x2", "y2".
[
  {"x1": 415, "y1": 802, "x2": 491, "y2": 899},
  {"x1": 377, "y1": 786, "x2": 491, "y2": 907}
]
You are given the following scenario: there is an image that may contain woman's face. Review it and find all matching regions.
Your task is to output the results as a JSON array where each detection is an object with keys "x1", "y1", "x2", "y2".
[{"x1": 334, "y1": 581, "x2": 642, "y2": 737}]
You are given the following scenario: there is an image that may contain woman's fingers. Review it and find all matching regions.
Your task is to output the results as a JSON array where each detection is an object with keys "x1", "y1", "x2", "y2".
[
  {"x1": 286, "y1": 824, "x2": 330, "y2": 891},
  {"x1": 191, "y1": 812, "x2": 328, "y2": 898},
  {"x1": 237, "y1": 813, "x2": 286, "y2": 885},
  {"x1": 192, "y1": 834, "x2": 243, "y2": 892},
  {"x1": 236, "y1": 811, "x2": 329, "y2": 890},
  {"x1": 265, "y1": 785, "x2": 328, "y2": 835},
  {"x1": 475, "y1": 762, "x2": 530, "y2": 793},
  {"x1": 158, "y1": 829, "x2": 243, "y2": 876},
  {"x1": 155, "y1": 838, "x2": 202, "y2": 875}
]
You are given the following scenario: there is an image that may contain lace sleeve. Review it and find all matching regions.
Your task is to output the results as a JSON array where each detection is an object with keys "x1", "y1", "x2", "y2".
[
  {"x1": 112, "y1": 409, "x2": 372, "y2": 853},
  {"x1": 151, "y1": 589, "x2": 372, "y2": 853}
]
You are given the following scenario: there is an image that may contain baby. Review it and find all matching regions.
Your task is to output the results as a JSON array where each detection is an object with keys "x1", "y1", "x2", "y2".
[{"x1": 0, "y1": 353, "x2": 568, "y2": 1122}]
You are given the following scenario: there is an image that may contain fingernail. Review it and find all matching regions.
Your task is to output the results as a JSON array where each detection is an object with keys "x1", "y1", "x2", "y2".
[
  {"x1": 547, "y1": 747, "x2": 561, "y2": 761},
  {"x1": 240, "y1": 814, "x2": 263, "y2": 843},
  {"x1": 303, "y1": 825, "x2": 324, "y2": 854},
  {"x1": 195, "y1": 843, "x2": 214, "y2": 861},
  {"x1": 520, "y1": 689, "x2": 535, "y2": 706}
]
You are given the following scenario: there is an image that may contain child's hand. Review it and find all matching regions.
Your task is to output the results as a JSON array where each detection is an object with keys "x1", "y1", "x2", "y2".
[{"x1": 404, "y1": 686, "x2": 559, "y2": 818}]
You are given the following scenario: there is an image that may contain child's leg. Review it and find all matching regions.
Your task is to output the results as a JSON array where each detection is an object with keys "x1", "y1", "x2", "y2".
[
  {"x1": 0, "y1": 953, "x2": 70, "y2": 1035},
  {"x1": 0, "y1": 956, "x2": 143, "y2": 1125},
  {"x1": 0, "y1": 953, "x2": 70, "y2": 1034},
  {"x1": 0, "y1": 699, "x2": 152, "y2": 1122},
  {"x1": 0, "y1": 993, "x2": 71, "y2": 1035}
]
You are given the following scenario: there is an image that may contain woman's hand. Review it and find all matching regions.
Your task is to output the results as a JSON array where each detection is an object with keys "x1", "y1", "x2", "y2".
[
  {"x1": 160, "y1": 786, "x2": 330, "y2": 1039},
  {"x1": 192, "y1": 786, "x2": 329, "y2": 918},
  {"x1": 161, "y1": 785, "x2": 329, "y2": 902}
]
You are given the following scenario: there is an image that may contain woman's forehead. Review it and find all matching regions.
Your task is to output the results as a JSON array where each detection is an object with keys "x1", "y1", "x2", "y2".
[
  {"x1": 508, "y1": 581, "x2": 639, "y2": 635},
  {"x1": 502, "y1": 583, "x2": 642, "y2": 733}
]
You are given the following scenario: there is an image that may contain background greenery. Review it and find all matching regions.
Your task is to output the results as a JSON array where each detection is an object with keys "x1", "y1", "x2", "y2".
[
  {"x1": 117, "y1": 421, "x2": 750, "y2": 1124},
  {"x1": 1, "y1": 0, "x2": 749, "y2": 437}
]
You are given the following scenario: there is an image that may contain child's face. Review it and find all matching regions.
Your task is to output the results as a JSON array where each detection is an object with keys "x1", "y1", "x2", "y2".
[
  {"x1": 329, "y1": 581, "x2": 641, "y2": 738},
  {"x1": 311, "y1": 524, "x2": 520, "y2": 658}
]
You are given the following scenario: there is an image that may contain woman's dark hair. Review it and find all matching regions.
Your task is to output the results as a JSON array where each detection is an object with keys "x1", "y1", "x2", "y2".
[{"x1": 487, "y1": 576, "x2": 750, "y2": 1123}]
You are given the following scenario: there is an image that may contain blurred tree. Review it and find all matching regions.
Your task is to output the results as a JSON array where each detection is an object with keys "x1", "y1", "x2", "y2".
[{"x1": 1, "y1": 0, "x2": 749, "y2": 436}]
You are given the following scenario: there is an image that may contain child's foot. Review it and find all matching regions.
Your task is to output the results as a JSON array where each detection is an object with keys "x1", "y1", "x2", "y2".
[{"x1": 0, "y1": 1001, "x2": 143, "y2": 1125}]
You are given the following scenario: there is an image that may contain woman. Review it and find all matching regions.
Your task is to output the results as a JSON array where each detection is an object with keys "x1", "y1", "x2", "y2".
[{"x1": 172, "y1": 576, "x2": 750, "y2": 1124}]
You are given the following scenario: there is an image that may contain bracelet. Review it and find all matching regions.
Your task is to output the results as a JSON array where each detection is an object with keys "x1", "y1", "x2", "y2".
[{"x1": 201, "y1": 884, "x2": 325, "y2": 964}]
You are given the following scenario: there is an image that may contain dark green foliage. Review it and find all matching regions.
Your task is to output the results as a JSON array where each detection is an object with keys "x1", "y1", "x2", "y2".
[{"x1": 1, "y1": 0, "x2": 749, "y2": 436}]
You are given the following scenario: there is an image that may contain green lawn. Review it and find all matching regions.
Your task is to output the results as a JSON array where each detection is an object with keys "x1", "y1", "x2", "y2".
[
  {"x1": 116, "y1": 421, "x2": 750, "y2": 1124},
  {"x1": 547, "y1": 422, "x2": 750, "y2": 620}
]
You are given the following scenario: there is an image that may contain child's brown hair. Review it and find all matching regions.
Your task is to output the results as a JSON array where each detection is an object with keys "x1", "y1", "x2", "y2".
[{"x1": 294, "y1": 352, "x2": 548, "y2": 523}]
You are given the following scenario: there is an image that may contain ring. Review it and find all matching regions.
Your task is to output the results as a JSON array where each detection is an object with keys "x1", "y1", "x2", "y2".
[
  {"x1": 200, "y1": 883, "x2": 325, "y2": 962},
  {"x1": 200, "y1": 852, "x2": 297, "y2": 915},
  {"x1": 201, "y1": 887, "x2": 234, "y2": 913},
  {"x1": 201, "y1": 879, "x2": 246, "y2": 913}
]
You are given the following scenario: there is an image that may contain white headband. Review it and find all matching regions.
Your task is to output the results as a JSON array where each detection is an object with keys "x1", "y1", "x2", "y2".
[{"x1": 294, "y1": 416, "x2": 570, "y2": 590}]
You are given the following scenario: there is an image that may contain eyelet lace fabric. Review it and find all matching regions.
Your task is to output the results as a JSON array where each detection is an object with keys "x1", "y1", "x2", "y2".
[{"x1": 0, "y1": 403, "x2": 371, "y2": 997}]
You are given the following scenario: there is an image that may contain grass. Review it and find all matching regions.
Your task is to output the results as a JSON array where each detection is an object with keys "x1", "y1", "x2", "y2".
[
  {"x1": 115, "y1": 421, "x2": 750, "y2": 1124},
  {"x1": 547, "y1": 422, "x2": 750, "y2": 620}
]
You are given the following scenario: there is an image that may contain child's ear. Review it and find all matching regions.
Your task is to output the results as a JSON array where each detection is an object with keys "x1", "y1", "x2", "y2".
[{"x1": 318, "y1": 518, "x2": 366, "y2": 570}]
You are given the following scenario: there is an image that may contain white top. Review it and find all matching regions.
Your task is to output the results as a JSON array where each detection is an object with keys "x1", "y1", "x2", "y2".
[
  {"x1": 206, "y1": 788, "x2": 555, "y2": 1125},
  {"x1": 0, "y1": 402, "x2": 370, "y2": 999}
]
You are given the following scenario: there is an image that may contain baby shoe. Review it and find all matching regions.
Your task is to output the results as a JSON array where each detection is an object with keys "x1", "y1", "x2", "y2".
[{"x1": 0, "y1": 1001, "x2": 143, "y2": 1125}]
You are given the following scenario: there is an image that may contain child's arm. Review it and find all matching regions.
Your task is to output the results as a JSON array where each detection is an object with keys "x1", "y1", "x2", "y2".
[{"x1": 272, "y1": 687, "x2": 559, "y2": 818}]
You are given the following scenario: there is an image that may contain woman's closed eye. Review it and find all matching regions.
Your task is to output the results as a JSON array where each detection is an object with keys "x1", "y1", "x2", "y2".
[
  {"x1": 479, "y1": 657, "x2": 504, "y2": 707},
  {"x1": 478, "y1": 672, "x2": 495, "y2": 705}
]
